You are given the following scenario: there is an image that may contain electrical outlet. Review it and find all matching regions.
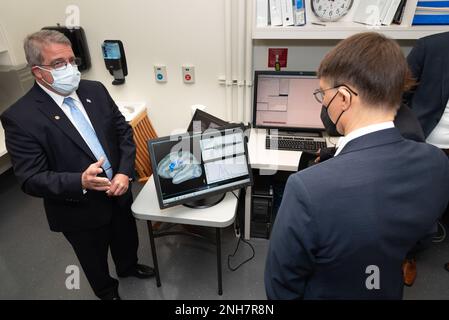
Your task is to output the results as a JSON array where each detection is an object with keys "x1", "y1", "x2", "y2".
[
  {"x1": 182, "y1": 65, "x2": 195, "y2": 84},
  {"x1": 154, "y1": 65, "x2": 167, "y2": 82}
]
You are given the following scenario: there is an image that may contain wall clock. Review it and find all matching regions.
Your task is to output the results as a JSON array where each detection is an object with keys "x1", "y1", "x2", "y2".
[{"x1": 311, "y1": 0, "x2": 354, "y2": 22}]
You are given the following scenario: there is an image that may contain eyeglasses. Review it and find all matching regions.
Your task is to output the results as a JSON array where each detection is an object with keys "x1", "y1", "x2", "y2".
[
  {"x1": 38, "y1": 57, "x2": 82, "y2": 71},
  {"x1": 313, "y1": 84, "x2": 358, "y2": 104}
]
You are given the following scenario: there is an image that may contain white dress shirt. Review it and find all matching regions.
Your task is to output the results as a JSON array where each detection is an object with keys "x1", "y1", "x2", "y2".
[
  {"x1": 426, "y1": 98, "x2": 449, "y2": 149},
  {"x1": 334, "y1": 121, "x2": 395, "y2": 157},
  {"x1": 37, "y1": 82, "x2": 97, "y2": 150},
  {"x1": 37, "y1": 82, "x2": 104, "y2": 193}
]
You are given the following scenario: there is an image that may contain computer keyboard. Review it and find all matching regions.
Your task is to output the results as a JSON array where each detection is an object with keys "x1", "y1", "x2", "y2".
[{"x1": 266, "y1": 136, "x2": 327, "y2": 152}]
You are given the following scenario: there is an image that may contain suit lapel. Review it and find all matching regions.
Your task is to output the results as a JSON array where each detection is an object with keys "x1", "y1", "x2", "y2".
[
  {"x1": 76, "y1": 84, "x2": 113, "y2": 163},
  {"x1": 442, "y1": 53, "x2": 449, "y2": 107},
  {"x1": 32, "y1": 83, "x2": 97, "y2": 162},
  {"x1": 338, "y1": 128, "x2": 404, "y2": 156}
]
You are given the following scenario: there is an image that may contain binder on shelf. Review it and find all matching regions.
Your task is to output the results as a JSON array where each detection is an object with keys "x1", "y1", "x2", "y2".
[
  {"x1": 269, "y1": 0, "x2": 283, "y2": 26},
  {"x1": 281, "y1": 0, "x2": 295, "y2": 26},
  {"x1": 413, "y1": 14, "x2": 449, "y2": 24},
  {"x1": 353, "y1": 0, "x2": 390, "y2": 26},
  {"x1": 392, "y1": 0, "x2": 408, "y2": 24},
  {"x1": 412, "y1": 0, "x2": 449, "y2": 25},
  {"x1": 294, "y1": 0, "x2": 306, "y2": 26},
  {"x1": 380, "y1": 0, "x2": 393, "y2": 23},
  {"x1": 416, "y1": 0, "x2": 449, "y2": 8},
  {"x1": 256, "y1": 0, "x2": 269, "y2": 27},
  {"x1": 382, "y1": 0, "x2": 403, "y2": 25},
  {"x1": 353, "y1": 0, "x2": 403, "y2": 26}
]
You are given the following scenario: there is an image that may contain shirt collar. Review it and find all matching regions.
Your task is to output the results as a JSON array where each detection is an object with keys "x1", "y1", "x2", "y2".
[
  {"x1": 334, "y1": 121, "x2": 395, "y2": 157},
  {"x1": 37, "y1": 81, "x2": 81, "y2": 108}
]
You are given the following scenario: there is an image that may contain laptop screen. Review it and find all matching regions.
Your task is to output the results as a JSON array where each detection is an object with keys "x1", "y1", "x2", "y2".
[
  {"x1": 253, "y1": 71, "x2": 324, "y2": 131},
  {"x1": 187, "y1": 109, "x2": 228, "y2": 133}
]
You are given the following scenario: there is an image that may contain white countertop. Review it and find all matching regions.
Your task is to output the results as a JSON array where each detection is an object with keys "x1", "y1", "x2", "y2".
[
  {"x1": 115, "y1": 101, "x2": 146, "y2": 122},
  {"x1": 247, "y1": 128, "x2": 339, "y2": 172},
  {"x1": 248, "y1": 128, "x2": 303, "y2": 172},
  {"x1": 132, "y1": 175, "x2": 238, "y2": 228},
  {"x1": 0, "y1": 122, "x2": 6, "y2": 157}
]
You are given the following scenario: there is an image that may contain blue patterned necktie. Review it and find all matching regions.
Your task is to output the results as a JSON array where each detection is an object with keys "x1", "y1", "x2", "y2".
[{"x1": 64, "y1": 97, "x2": 113, "y2": 180}]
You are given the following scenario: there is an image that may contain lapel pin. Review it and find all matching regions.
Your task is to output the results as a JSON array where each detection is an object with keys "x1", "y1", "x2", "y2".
[
  {"x1": 54, "y1": 116, "x2": 60, "y2": 120},
  {"x1": 86, "y1": 99, "x2": 92, "y2": 103}
]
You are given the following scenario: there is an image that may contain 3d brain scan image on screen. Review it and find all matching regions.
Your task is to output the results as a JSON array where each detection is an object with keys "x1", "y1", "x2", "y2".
[{"x1": 157, "y1": 151, "x2": 202, "y2": 184}]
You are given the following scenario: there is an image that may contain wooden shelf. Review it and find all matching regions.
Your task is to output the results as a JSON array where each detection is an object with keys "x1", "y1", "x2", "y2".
[{"x1": 253, "y1": 24, "x2": 449, "y2": 40}]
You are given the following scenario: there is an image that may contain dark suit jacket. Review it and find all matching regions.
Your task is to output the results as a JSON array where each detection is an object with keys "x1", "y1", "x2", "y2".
[
  {"x1": 405, "y1": 31, "x2": 449, "y2": 137},
  {"x1": 266, "y1": 128, "x2": 449, "y2": 299},
  {"x1": 0, "y1": 80, "x2": 136, "y2": 232}
]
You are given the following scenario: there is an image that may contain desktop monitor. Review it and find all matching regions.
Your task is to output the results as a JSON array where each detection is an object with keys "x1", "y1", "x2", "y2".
[
  {"x1": 253, "y1": 71, "x2": 324, "y2": 132},
  {"x1": 187, "y1": 109, "x2": 229, "y2": 133},
  {"x1": 148, "y1": 124, "x2": 253, "y2": 209}
]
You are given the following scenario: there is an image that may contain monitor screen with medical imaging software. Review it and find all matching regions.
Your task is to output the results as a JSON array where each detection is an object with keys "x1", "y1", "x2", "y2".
[
  {"x1": 148, "y1": 124, "x2": 253, "y2": 209},
  {"x1": 253, "y1": 71, "x2": 324, "y2": 131}
]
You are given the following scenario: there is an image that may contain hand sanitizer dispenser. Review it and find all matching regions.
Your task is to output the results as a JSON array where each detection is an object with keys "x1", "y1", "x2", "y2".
[{"x1": 102, "y1": 40, "x2": 128, "y2": 85}]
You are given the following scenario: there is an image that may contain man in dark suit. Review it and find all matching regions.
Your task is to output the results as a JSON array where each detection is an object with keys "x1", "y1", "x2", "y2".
[
  {"x1": 404, "y1": 31, "x2": 449, "y2": 273},
  {"x1": 0, "y1": 30, "x2": 153, "y2": 300},
  {"x1": 405, "y1": 31, "x2": 449, "y2": 142},
  {"x1": 265, "y1": 32, "x2": 449, "y2": 299},
  {"x1": 307, "y1": 102, "x2": 427, "y2": 287}
]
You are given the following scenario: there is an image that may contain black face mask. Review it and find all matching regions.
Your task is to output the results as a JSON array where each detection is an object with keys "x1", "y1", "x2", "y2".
[
  {"x1": 320, "y1": 91, "x2": 345, "y2": 137},
  {"x1": 320, "y1": 105, "x2": 341, "y2": 136}
]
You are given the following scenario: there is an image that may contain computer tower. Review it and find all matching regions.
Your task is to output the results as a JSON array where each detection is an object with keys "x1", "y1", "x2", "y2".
[
  {"x1": 250, "y1": 170, "x2": 294, "y2": 239},
  {"x1": 250, "y1": 182, "x2": 274, "y2": 239},
  {"x1": 42, "y1": 26, "x2": 91, "y2": 72}
]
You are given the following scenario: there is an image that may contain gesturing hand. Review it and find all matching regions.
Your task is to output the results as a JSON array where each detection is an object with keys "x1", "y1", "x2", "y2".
[
  {"x1": 81, "y1": 158, "x2": 111, "y2": 191},
  {"x1": 106, "y1": 173, "x2": 130, "y2": 197}
]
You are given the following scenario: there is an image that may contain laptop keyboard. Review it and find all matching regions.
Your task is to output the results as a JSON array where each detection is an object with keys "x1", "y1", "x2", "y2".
[{"x1": 266, "y1": 136, "x2": 327, "y2": 152}]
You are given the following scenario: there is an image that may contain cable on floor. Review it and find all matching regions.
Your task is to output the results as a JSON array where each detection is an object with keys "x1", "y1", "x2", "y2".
[
  {"x1": 227, "y1": 190, "x2": 256, "y2": 272},
  {"x1": 227, "y1": 235, "x2": 256, "y2": 272}
]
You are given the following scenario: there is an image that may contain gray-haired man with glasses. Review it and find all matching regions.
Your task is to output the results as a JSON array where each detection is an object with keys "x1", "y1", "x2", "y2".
[{"x1": 0, "y1": 30, "x2": 154, "y2": 300}]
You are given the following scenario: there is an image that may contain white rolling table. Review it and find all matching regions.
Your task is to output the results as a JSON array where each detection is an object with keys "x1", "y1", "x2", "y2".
[{"x1": 131, "y1": 175, "x2": 239, "y2": 295}]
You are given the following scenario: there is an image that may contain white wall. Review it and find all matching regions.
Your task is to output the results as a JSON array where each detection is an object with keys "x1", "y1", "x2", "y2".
[
  {"x1": 0, "y1": 0, "x2": 419, "y2": 136},
  {"x1": 0, "y1": 0, "x2": 227, "y2": 136}
]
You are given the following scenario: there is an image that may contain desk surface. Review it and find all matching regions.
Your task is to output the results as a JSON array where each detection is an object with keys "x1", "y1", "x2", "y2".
[
  {"x1": 248, "y1": 128, "x2": 302, "y2": 172},
  {"x1": 248, "y1": 128, "x2": 339, "y2": 172},
  {"x1": 132, "y1": 176, "x2": 238, "y2": 228}
]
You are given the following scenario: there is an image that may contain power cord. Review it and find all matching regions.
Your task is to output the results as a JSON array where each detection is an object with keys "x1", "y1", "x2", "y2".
[
  {"x1": 227, "y1": 190, "x2": 256, "y2": 272},
  {"x1": 228, "y1": 235, "x2": 255, "y2": 272}
]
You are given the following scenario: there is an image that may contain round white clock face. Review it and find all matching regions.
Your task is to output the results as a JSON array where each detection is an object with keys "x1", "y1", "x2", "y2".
[{"x1": 311, "y1": 0, "x2": 354, "y2": 22}]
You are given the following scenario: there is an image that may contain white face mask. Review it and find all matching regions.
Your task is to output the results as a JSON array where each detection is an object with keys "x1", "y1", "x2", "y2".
[{"x1": 37, "y1": 63, "x2": 81, "y2": 95}]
